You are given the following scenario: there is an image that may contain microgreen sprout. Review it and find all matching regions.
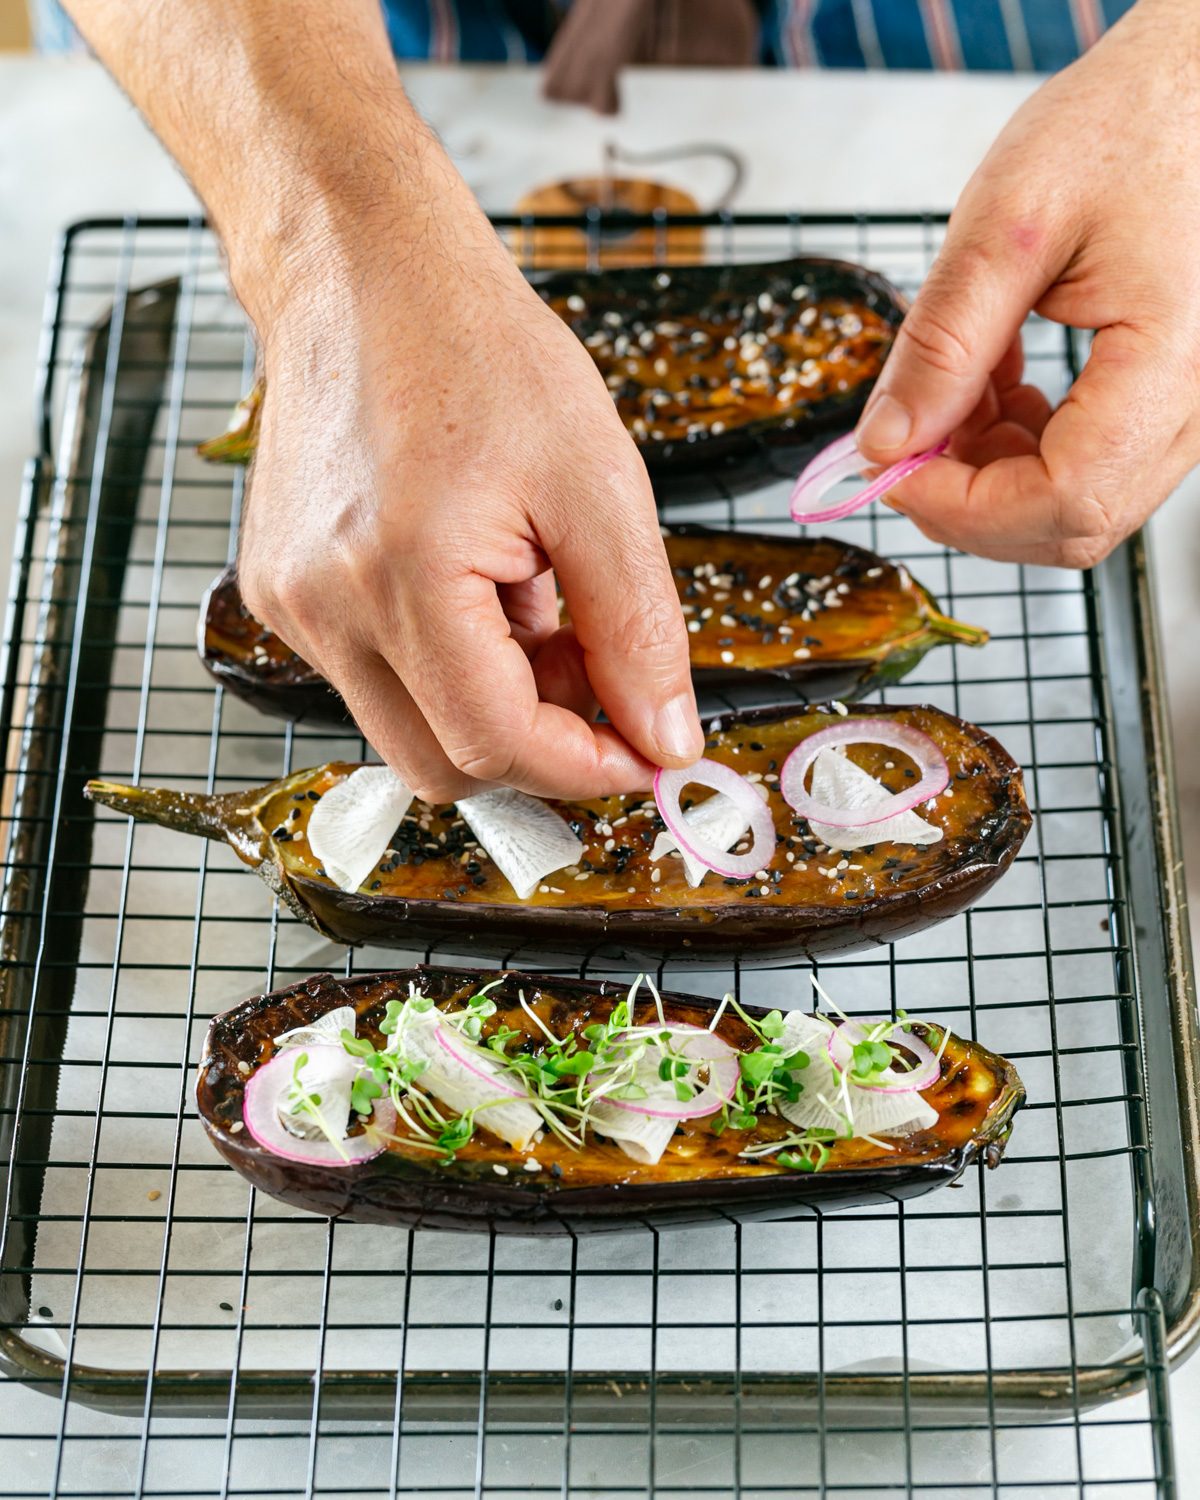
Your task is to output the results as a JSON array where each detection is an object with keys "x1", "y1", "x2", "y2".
[{"x1": 282, "y1": 1051, "x2": 351, "y2": 1163}]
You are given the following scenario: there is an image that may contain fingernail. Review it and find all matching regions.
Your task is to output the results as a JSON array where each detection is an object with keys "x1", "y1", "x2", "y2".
[
  {"x1": 857, "y1": 392, "x2": 913, "y2": 455},
  {"x1": 653, "y1": 693, "x2": 704, "y2": 764}
]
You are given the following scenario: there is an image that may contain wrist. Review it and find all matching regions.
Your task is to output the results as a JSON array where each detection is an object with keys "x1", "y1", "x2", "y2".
[{"x1": 218, "y1": 93, "x2": 504, "y2": 338}]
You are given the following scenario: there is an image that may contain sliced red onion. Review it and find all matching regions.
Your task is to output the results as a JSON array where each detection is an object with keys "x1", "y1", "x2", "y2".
[
  {"x1": 779, "y1": 719, "x2": 948, "y2": 830},
  {"x1": 653, "y1": 761, "x2": 776, "y2": 881},
  {"x1": 241, "y1": 1046, "x2": 396, "y2": 1167},
  {"x1": 308, "y1": 764, "x2": 414, "y2": 893},
  {"x1": 789, "y1": 431, "x2": 948, "y2": 524},
  {"x1": 456, "y1": 788, "x2": 583, "y2": 901},
  {"x1": 435, "y1": 1023, "x2": 529, "y2": 1101},
  {"x1": 649, "y1": 782, "x2": 770, "y2": 887},
  {"x1": 599, "y1": 1023, "x2": 739, "y2": 1121},
  {"x1": 826, "y1": 1019, "x2": 941, "y2": 1093}
]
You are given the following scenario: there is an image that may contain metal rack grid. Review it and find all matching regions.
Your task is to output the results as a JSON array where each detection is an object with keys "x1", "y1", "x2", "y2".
[{"x1": 0, "y1": 213, "x2": 1196, "y2": 1499}]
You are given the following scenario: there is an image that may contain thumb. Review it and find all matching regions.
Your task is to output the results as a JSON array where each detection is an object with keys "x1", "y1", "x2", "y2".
[{"x1": 857, "y1": 223, "x2": 1059, "y2": 464}]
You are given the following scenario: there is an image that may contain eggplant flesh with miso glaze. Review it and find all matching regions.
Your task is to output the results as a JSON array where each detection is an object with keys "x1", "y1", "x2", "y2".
[
  {"x1": 199, "y1": 528, "x2": 985, "y2": 728},
  {"x1": 86, "y1": 703, "x2": 1030, "y2": 968},
  {"x1": 196, "y1": 968, "x2": 1025, "y2": 1234},
  {"x1": 197, "y1": 256, "x2": 905, "y2": 499}
]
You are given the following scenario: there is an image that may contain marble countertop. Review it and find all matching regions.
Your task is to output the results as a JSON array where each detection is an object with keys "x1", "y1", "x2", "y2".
[{"x1": 0, "y1": 54, "x2": 1196, "y2": 1493}]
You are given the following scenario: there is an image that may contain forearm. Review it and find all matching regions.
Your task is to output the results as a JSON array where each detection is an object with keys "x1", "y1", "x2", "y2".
[{"x1": 61, "y1": 0, "x2": 496, "y2": 329}]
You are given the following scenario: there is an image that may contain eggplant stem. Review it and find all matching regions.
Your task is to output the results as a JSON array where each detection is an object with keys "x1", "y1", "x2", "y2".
[
  {"x1": 84, "y1": 779, "x2": 237, "y2": 844},
  {"x1": 928, "y1": 612, "x2": 989, "y2": 649}
]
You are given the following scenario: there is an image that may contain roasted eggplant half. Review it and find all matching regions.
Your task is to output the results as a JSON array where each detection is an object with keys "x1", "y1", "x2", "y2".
[
  {"x1": 199, "y1": 528, "x2": 985, "y2": 727},
  {"x1": 87, "y1": 703, "x2": 1029, "y2": 967},
  {"x1": 197, "y1": 967, "x2": 1025, "y2": 1233},
  {"x1": 198, "y1": 256, "x2": 904, "y2": 495}
]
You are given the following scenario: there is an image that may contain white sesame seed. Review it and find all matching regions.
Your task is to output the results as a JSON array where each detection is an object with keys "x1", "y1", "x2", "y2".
[
  {"x1": 605, "y1": 838, "x2": 616, "y2": 851},
  {"x1": 654, "y1": 359, "x2": 668, "y2": 377},
  {"x1": 549, "y1": 887, "x2": 565, "y2": 895},
  {"x1": 523, "y1": 1158, "x2": 541, "y2": 1172},
  {"x1": 230, "y1": 1120, "x2": 244, "y2": 1133},
  {"x1": 837, "y1": 860, "x2": 849, "y2": 871},
  {"x1": 493, "y1": 1163, "x2": 509, "y2": 1176},
  {"x1": 236, "y1": 1060, "x2": 251, "y2": 1075},
  {"x1": 793, "y1": 647, "x2": 811, "y2": 660},
  {"x1": 866, "y1": 567, "x2": 883, "y2": 579},
  {"x1": 832, "y1": 701, "x2": 849, "y2": 716},
  {"x1": 720, "y1": 650, "x2": 735, "y2": 664},
  {"x1": 688, "y1": 620, "x2": 701, "y2": 633},
  {"x1": 538, "y1": 884, "x2": 550, "y2": 894},
  {"x1": 651, "y1": 869, "x2": 662, "y2": 884},
  {"x1": 711, "y1": 422, "x2": 726, "y2": 435},
  {"x1": 566, "y1": 294, "x2": 585, "y2": 312},
  {"x1": 760, "y1": 885, "x2": 771, "y2": 896}
]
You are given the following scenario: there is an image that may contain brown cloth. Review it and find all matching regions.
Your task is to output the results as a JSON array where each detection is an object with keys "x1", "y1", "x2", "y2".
[{"x1": 542, "y1": 0, "x2": 758, "y2": 115}]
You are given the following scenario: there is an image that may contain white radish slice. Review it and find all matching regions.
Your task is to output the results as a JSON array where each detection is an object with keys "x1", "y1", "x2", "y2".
[
  {"x1": 597, "y1": 1024, "x2": 738, "y2": 1120},
  {"x1": 774, "y1": 1010, "x2": 938, "y2": 1137},
  {"x1": 650, "y1": 783, "x2": 770, "y2": 888},
  {"x1": 388, "y1": 1002, "x2": 543, "y2": 1150},
  {"x1": 275, "y1": 1005, "x2": 357, "y2": 1053},
  {"x1": 588, "y1": 1050, "x2": 681, "y2": 1166},
  {"x1": 456, "y1": 788, "x2": 583, "y2": 900},
  {"x1": 275, "y1": 1042, "x2": 360, "y2": 1143},
  {"x1": 779, "y1": 1083, "x2": 938, "y2": 1138},
  {"x1": 307, "y1": 765, "x2": 414, "y2": 893},
  {"x1": 806, "y1": 749, "x2": 942, "y2": 853}
]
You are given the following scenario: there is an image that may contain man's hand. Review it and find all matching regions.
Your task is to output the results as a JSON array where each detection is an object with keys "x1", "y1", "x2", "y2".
[
  {"x1": 240, "y1": 180, "x2": 704, "y2": 802},
  {"x1": 65, "y1": 0, "x2": 703, "y2": 801},
  {"x1": 855, "y1": 0, "x2": 1200, "y2": 568}
]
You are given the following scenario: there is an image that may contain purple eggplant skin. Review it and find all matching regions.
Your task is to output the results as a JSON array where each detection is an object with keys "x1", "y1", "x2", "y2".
[
  {"x1": 196, "y1": 968, "x2": 1025, "y2": 1235},
  {"x1": 86, "y1": 702, "x2": 1031, "y2": 970}
]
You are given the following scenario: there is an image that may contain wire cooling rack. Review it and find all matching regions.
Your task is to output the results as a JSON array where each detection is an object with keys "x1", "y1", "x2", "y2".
[{"x1": 0, "y1": 214, "x2": 1197, "y2": 1499}]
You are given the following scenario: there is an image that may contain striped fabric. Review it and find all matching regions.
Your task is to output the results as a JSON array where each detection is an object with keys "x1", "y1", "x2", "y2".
[
  {"x1": 34, "y1": 0, "x2": 1136, "y2": 64},
  {"x1": 379, "y1": 0, "x2": 1138, "y2": 68}
]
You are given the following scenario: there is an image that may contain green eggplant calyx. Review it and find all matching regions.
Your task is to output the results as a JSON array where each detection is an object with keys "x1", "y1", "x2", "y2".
[
  {"x1": 196, "y1": 380, "x2": 263, "y2": 465},
  {"x1": 926, "y1": 612, "x2": 989, "y2": 649}
]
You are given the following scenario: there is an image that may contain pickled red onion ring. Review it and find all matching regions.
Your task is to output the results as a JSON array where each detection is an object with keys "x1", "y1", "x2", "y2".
[
  {"x1": 653, "y1": 760, "x2": 776, "y2": 880},
  {"x1": 789, "y1": 432, "x2": 948, "y2": 524},
  {"x1": 241, "y1": 1046, "x2": 395, "y2": 1166},
  {"x1": 779, "y1": 719, "x2": 948, "y2": 830},
  {"x1": 826, "y1": 1019, "x2": 941, "y2": 1094}
]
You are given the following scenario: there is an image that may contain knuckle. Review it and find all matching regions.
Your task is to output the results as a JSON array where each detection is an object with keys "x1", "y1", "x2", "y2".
[
  {"x1": 443, "y1": 732, "x2": 522, "y2": 784},
  {"x1": 898, "y1": 301, "x2": 976, "y2": 381},
  {"x1": 1051, "y1": 534, "x2": 1117, "y2": 571},
  {"x1": 594, "y1": 591, "x2": 685, "y2": 663}
]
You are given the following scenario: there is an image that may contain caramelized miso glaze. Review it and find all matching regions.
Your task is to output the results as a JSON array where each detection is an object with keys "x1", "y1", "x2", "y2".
[{"x1": 260, "y1": 708, "x2": 1015, "y2": 913}]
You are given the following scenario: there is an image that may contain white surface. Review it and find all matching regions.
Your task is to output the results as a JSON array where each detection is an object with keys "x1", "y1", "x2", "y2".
[{"x1": 0, "y1": 55, "x2": 1197, "y2": 1494}]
